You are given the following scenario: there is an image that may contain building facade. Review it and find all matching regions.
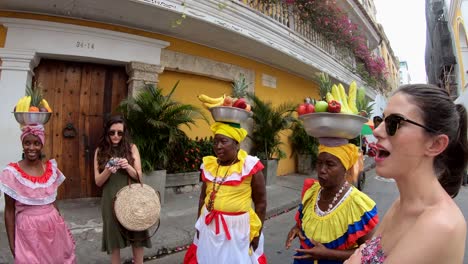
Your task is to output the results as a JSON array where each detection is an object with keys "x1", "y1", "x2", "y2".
[
  {"x1": 448, "y1": 0, "x2": 468, "y2": 108},
  {"x1": 399, "y1": 61, "x2": 412, "y2": 84},
  {"x1": 0, "y1": 0, "x2": 388, "y2": 198},
  {"x1": 425, "y1": 0, "x2": 458, "y2": 99}
]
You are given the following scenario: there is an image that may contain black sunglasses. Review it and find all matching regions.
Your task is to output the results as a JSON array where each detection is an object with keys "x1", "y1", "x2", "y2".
[
  {"x1": 382, "y1": 114, "x2": 438, "y2": 136},
  {"x1": 108, "y1": 130, "x2": 124, "y2": 137}
]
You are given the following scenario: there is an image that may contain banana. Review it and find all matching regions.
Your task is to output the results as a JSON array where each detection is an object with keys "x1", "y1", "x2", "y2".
[
  {"x1": 338, "y1": 84, "x2": 352, "y2": 114},
  {"x1": 326, "y1": 92, "x2": 335, "y2": 103},
  {"x1": 347, "y1": 81, "x2": 358, "y2": 114},
  {"x1": 15, "y1": 97, "x2": 25, "y2": 112},
  {"x1": 40, "y1": 99, "x2": 53, "y2": 112},
  {"x1": 23, "y1": 96, "x2": 32, "y2": 112},
  {"x1": 198, "y1": 94, "x2": 225, "y2": 104},
  {"x1": 203, "y1": 100, "x2": 224, "y2": 109}
]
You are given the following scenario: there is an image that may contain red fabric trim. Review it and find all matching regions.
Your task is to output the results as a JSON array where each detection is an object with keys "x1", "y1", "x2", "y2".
[
  {"x1": 300, "y1": 239, "x2": 310, "y2": 249},
  {"x1": 183, "y1": 244, "x2": 198, "y2": 264},
  {"x1": 8, "y1": 161, "x2": 53, "y2": 183},
  {"x1": 336, "y1": 214, "x2": 380, "y2": 250},
  {"x1": 204, "y1": 210, "x2": 247, "y2": 240},
  {"x1": 258, "y1": 254, "x2": 268, "y2": 264},
  {"x1": 301, "y1": 179, "x2": 316, "y2": 199}
]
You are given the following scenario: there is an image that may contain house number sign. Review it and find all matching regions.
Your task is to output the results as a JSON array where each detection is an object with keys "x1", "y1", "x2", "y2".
[{"x1": 76, "y1": 41, "x2": 95, "y2": 49}]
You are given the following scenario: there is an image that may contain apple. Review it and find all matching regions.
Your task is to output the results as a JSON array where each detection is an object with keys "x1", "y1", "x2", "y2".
[
  {"x1": 327, "y1": 100, "x2": 341, "y2": 113},
  {"x1": 315, "y1": 101, "x2": 328, "y2": 112},
  {"x1": 304, "y1": 103, "x2": 315, "y2": 114},
  {"x1": 232, "y1": 98, "x2": 247, "y2": 109},
  {"x1": 297, "y1": 104, "x2": 307, "y2": 116}
]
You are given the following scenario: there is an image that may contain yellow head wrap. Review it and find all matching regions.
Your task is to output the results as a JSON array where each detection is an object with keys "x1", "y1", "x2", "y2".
[
  {"x1": 318, "y1": 143, "x2": 358, "y2": 170},
  {"x1": 210, "y1": 122, "x2": 248, "y2": 143}
]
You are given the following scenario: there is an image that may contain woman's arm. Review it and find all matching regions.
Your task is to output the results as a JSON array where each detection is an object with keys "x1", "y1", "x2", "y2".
[
  {"x1": 250, "y1": 170, "x2": 267, "y2": 250},
  {"x1": 94, "y1": 148, "x2": 113, "y2": 187},
  {"x1": 197, "y1": 181, "x2": 207, "y2": 218},
  {"x1": 118, "y1": 144, "x2": 141, "y2": 181},
  {"x1": 251, "y1": 171, "x2": 266, "y2": 226},
  {"x1": 4, "y1": 194, "x2": 16, "y2": 257}
]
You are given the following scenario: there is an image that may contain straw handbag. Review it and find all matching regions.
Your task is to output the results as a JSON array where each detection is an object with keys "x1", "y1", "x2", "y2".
[{"x1": 113, "y1": 173, "x2": 161, "y2": 234}]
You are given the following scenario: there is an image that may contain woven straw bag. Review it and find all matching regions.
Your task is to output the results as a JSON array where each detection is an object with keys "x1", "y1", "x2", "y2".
[{"x1": 114, "y1": 175, "x2": 161, "y2": 233}]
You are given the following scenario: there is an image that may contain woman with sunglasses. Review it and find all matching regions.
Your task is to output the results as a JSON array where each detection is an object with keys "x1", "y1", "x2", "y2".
[
  {"x1": 94, "y1": 116, "x2": 151, "y2": 264},
  {"x1": 345, "y1": 84, "x2": 468, "y2": 264}
]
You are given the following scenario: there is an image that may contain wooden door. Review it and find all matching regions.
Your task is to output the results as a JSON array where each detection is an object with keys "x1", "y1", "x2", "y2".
[{"x1": 34, "y1": 59, "x2": 128, "y2": 199}]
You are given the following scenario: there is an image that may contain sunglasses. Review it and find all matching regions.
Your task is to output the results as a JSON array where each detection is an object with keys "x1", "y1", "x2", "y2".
[
  {"x1": 382, "y1": 114, "x2": 438, "y2": 136},
  {"x1": 108, "y1": 130, "x2": 124, "y2": 137}
]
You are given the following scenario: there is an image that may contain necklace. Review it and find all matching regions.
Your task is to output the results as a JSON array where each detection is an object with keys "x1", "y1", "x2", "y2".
[
  {"x1": 315, "y1": 181, "x2": 349, "y2": 216},
  {"x1": 206, "y1": 158, "x2": 237, "y2": 212}
]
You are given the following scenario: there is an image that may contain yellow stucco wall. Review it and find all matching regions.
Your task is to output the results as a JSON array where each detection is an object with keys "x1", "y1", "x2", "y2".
[
  {"x1": 0, "y1": 25, "x2": 6, "y2": 47},
  {"x1": 158, "y1": 70, "x2": 231, "y2": 140},
  {"x1": 0, "y1": 11, "x2": 319, "y2": 175}
]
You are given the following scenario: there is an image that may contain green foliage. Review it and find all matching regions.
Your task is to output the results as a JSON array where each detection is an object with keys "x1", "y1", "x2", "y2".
[
  {"x1": 289, "y1": 120, "x2": 319, "y2": 154},
  {"x1": 166, "y1": 136, "x2": 214, "y2": 173},
  {"x1": 247, "y1": 93, "x2": 295, "y2": 160},
  {"x1": 231, "y1": 73, "x2": 249, "y2": 99},
  {"x1": 118, "y1": 82, "x2": 208, "y2": 172}
]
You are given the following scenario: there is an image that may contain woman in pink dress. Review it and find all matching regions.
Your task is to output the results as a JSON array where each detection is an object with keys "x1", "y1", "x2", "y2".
[{"x1": 0, "y1": 125, "x2": 76, "y2": 264}]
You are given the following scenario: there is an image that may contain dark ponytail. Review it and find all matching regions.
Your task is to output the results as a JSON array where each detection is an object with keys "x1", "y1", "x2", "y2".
[
  {"x1": 397, "y1": 84, "x2": 468, "y2": 197},
  {"x1": 437, "y1": 104, "x2": 468, "y2": 197}
]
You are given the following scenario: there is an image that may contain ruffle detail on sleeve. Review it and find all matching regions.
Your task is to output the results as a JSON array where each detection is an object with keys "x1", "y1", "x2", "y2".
[
  {"x1": 0, "y1": 159, "x2": 66, "y2": 205},
  {"x1": 201, "y1": 150, "x2": 264, "y2": 186},
  {"x1": 298, "y1": 185, "x2": 379, "y2": 250}
]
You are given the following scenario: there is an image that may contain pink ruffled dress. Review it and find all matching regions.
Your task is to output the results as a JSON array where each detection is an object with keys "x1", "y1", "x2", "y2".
[{"x1": 0, "y1": 160, "x2": 76, "y2": 264}]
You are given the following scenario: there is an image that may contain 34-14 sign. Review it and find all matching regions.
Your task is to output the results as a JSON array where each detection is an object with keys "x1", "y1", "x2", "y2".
[{"x1": 76, "y1": 41, "x2": 95, "y2": 49}]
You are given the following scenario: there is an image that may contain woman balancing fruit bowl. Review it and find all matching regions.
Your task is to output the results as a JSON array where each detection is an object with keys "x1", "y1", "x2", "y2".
[{"x1": 1, "y1": 93, "x2": 76, "y2": 263}]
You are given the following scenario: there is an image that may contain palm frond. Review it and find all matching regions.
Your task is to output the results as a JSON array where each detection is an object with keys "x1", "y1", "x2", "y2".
[{"x1": 118, "y1": 82, "x2": 208, "y2": 172}]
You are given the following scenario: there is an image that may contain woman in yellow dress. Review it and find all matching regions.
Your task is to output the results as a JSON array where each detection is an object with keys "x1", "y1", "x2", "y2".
[
  {"x1": 184, "y1": 122, "x2": 267, "y2": 264},
  {"x1": 285, "y1": 141, "x2": 379, "y2": 264}
]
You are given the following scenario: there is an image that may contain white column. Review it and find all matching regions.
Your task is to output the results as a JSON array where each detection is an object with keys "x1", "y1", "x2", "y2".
[{"x1": 0, "y1": 48, "x2": 40, "y2": 166}]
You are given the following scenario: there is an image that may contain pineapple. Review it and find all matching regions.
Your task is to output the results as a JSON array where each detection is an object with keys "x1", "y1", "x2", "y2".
[
  {"x1": 316, "y1": 72, "x2": 332, "y2": 101},
  {"x1": 26, "y1": 82, "x2": 45, "y2": 112},
  {"x1": 232, "y1": 73, "x2": 249, "y2": 99}
]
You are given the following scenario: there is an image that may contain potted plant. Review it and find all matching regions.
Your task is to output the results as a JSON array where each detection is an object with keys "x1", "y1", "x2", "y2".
[
  {"x1": 119, "y1": 81, "x2": 207, "y2": 203},
  {"x1": 165, "y1": 136, "x2": 214, "y2": 189},
  {"x1": 247, "y1": 93, "x2": 295, "y2": 185},
  {"x1": 289, "y1": 120, "x2": 319, "y2": 174}
]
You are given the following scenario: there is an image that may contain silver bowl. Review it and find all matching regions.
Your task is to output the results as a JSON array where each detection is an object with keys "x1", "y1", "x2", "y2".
[
  {"x1": 299, "y1": 112, "x2": 368, "y2": 139},
  {"x1": 13, "y1": 112, "x2": 52, "y2": 125},
  {"x1": 209, "y1": 106, "x2": 253, "y2": 123}
]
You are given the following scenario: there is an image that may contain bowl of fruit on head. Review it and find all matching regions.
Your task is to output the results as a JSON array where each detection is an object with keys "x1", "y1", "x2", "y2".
[
  {"x1": 13, "y1": 84, "x2": 53, "y2": 125},
  {"x1": 197, "y1": 94, "x2": 252, "y2": 124},
  {"x1": 296, "y1": 81, "x2": 368, "y2": 139}
]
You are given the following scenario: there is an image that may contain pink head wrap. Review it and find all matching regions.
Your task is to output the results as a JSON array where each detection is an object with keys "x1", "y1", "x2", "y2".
[{"x1": 21, "y1": 125, "x2": 45, "y2": 145}]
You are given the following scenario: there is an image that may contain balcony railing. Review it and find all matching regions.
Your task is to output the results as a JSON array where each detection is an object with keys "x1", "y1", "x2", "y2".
[{"x1": 239, "y1": 0, "x2": 356, "y2": 68}]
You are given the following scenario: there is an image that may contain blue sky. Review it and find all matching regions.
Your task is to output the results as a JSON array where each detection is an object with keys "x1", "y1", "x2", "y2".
[{"x1": 374, "y1": 0, "x2": 427, "y2": 83}]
